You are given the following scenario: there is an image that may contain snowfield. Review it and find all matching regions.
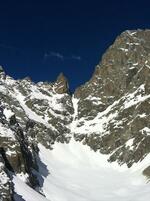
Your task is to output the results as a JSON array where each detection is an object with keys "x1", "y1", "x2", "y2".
[{"x1": 13, "y1": 139, "x2": 150, "y2": 201}]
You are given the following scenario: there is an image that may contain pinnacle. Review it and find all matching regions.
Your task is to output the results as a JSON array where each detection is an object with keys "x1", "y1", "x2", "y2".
[
  {"x1": 56, "y1": 72, "x2": 67, "y2": 82},
  {"x1": 55, "y1": 72, "x2": 69, "y2": 94},
  {"x1": 0, "y1": 66, "x2": 4, "y2": 73}
]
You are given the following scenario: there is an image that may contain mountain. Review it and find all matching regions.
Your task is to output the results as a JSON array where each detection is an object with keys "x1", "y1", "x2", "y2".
[{"x1": 1, "y1": 29, "x2": 150, "y2": 201}]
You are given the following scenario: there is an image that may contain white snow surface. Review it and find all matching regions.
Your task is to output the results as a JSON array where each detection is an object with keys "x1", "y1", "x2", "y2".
[
  {"x1": 14, "y1": 139, "x2": 150, "y2": 201},
  {"x1": 11, "y1": 89, "x2": 57, "y2": 131},
  {"x1": 3, "y1": 108, "x2": 14, "y2": 121},
  {"x1": 125, "y1": 138, "x2": 134, "y2": 150},
  {"x1": 71, "y1": 99, "x2": 119, "y2": 135},
  {"x1": 13, "y1": 176, "x2": 49, "y2": 201},
  {"x1": 0, "y1": 122, "x2": 15, "y2": 139},
  {"x1": 141, "y1": 127, "x2": 150, "y2": 135},
  {"x1": 123, "y1": 84, "x2": 150, "y2": 109}
]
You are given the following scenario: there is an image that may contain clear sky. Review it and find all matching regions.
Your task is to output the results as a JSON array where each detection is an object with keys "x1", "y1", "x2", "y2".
[{"x1": 0, "y1": 0, "x2": 150, "y2": 91}]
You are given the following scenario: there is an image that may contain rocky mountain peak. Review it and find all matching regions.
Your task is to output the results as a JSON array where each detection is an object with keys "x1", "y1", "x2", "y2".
[
  {"x1": 0, "y1": 66, "x2": 6, "y2": 80},
  {"x1": 0, "y1": 66, "x2": 4, "y2": 73},
  {"x1": 97, "y1": 29, "x2": 150, "y2": 76},
  {"x1": 1, "y1": 29, "x2": 150, "y2": 200},
  {"x1": 23, "y1": 76, "x2": 32, "y2": 82},
  {"x1": 72, "y1": 29, "x2": 150, "y2": 170},
  {"x1": 75, "y1": 29, "x2": 150, "y2": 104},
  {"x1": 54, "y1": 72, "x2": 69, "y2": 94}
]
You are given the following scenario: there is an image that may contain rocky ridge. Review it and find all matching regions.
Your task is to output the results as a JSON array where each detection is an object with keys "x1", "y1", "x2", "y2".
[{"x1": 1, "y1": 29, "x2": 150, "y2": 200}]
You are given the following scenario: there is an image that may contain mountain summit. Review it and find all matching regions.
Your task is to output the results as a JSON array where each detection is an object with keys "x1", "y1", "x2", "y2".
[
  {"x1": 54, "y1": 72, "x2": 69, "y2": 94},
  {"x1": 1, "y1": 29, "x2": 150, "y2": 201}
]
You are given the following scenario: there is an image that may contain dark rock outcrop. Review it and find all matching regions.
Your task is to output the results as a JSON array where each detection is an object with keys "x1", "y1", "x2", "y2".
[{"x1": 54, "y1": 73, "x2": 69, "y2": 94}]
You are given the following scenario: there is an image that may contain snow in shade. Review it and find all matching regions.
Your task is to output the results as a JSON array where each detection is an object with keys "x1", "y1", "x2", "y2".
[{"x1": 13, "y1": 139, "x2": 150, "y2": 201}]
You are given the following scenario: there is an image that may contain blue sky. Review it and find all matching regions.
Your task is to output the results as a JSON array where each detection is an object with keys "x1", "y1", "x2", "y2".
[{"x1": 0, "y1": 0, "x2": 150, "y2": 91}]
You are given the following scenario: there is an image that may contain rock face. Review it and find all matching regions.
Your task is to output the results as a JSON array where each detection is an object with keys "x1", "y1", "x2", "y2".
[
  {"x1": 54, "y1": 73, "x2": 69, "y2": 94},
  {"x1": 73, "y1": 29, "x2": 150, "y2": 168},
  {"x1": 1, "y1": 29, "x2": 150, "y2": 199},
  {"x1": 0, "y1": 156, "x2": 13, "y2": 201}
]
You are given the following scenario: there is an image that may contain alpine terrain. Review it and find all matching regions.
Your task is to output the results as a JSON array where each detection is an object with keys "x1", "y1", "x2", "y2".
[{"x1": 1, "y1": 29, "x2": 150, "y2": 201}]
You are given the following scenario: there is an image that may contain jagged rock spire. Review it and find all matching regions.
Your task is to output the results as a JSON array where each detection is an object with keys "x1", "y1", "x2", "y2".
[
  {"x1": 0, "y1": 66, "x2": 4, "y2": 73},
  {"x1": 54, "y1": 72, "x2": 69, "y2": 94},
  {"x1": 0, "y1": 66, "x2": 6, "y2": 80}
]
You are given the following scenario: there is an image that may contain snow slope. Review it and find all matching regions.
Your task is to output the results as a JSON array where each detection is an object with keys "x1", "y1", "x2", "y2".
[
  {"x1": 13, "y1": 139, "x2": 150, "y2": 201},
  {"x1": 13, "y1": 176, "x2": 49, "y2": 201}
]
